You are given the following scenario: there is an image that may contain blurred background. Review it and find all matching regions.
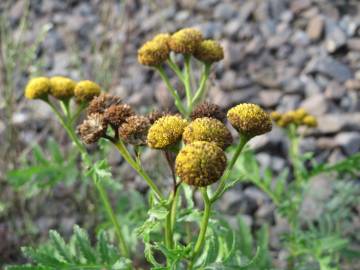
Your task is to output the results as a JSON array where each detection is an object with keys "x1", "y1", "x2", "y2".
[{"x1": 0, "y1": 0, "x2": 359, "y2": 268}]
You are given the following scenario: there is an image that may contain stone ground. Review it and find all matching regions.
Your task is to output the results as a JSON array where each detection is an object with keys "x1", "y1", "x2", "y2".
[{"x1": 0, "y1": 0, "x2": 359, "y2": 268}]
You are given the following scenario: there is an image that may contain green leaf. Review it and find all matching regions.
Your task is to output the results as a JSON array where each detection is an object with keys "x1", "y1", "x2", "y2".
[
  {"x1": 74, "y1": 225, "x2": 97, "y2": 264},
  {"x1": 237, "y1": 217, "x2": 253, "y2": 259},
  {"x1": 49, "y1": 230, "x2": 73, "y2": 263}
]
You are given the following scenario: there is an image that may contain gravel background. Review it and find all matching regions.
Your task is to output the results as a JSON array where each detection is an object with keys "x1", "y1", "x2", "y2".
[{"x1": 1, "y1": 0, "x2": 360, "y2": 267}]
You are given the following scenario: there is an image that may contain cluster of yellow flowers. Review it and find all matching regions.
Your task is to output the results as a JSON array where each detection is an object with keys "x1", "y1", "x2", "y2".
[
  {"x1": 147, "y1": 103, "x2": 272, "y2": 187},
  {"x1": 24, "y1": 76, "x2": 101, "y2": 102},
  {"x1": 271, "y1": 108, "x2": 317, "y2": 128},
  {"x1": 138, "y1": 28, "x2": 224, "y2": 66}
]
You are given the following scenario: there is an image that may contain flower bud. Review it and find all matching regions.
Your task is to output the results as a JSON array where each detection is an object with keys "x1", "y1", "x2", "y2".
[
  {"x1": 49, "y1": 76, "x2": 76, "y2": 100},
  {"x1": 74, "y1": 80, "x2": 101, "y2": 102},
  {"x1": 183, "y1": 117, "x2": 232, "y2": 149},
  {"x1": 77, "y1": 113, "x2": 107, "y2": 144},
  {"x1": 293, "y1": 108, "x2": 308, "y2": 124},
  {"x1": 169, "y1": 28, "x2": 203, "y2": 54},
  {"x1": 147, "y1": 115, "x2": 188, "y2": 149},
  {"x1": 175, "y1": 141, "x2": 226, "y2": 187},
  {"x1": 194, "y1": 40, "x2": 224, "y2": 63},
  {"x1": 270, "y1": 111, "x2": 282, "y2": 121},
  {"x1": 24, "y1": 77, "x2": 50, "y2": 100},
  {"x1": 119, "y1": 115, "x2": 151, "y2": 146},
  {"x1": 191, "y1": 102, "x2": 226, "y2": 122},
  {"x1": 227, "y1": 103, "x2": 272, "y2": 137}
]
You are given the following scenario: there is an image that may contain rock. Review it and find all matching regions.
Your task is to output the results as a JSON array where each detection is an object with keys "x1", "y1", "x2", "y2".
[
  {"x1": 304, "y1": 56, "x2": 352, "y2": 83},
  {"x1": 219, "y1": 189, "x2": 246, "y2": 214},
  {"x1": 245, "y1": 36, "x2": 265, "y2": 55},
  {"x1": 328, "y1": 149, "x2": 346, "y2": 164},
  {"x1": 256, "y1": 204, "x2": 275, "y2": 223},
  {"x1": 155, "y1": 82, "x2": 173, "y2": 108},
  {"x1": 259, "y1": 90, "x2": 282, "y2": 107},
  {"x1": 224, "y1": 20, "x2": 242, "y2": 38},
  {"x1": 282, "y1": 78, "x2": 304, "y2": 94},
  {"x1": 317, "y1": 137, "x2": 337, "y2": 150},
  {"x1": 277, "y1": 94, "x2": 302, "y2": 112},
  {"x1": 289, "y1": 48, "x2": 310, "y2": 67},
  {"x1": 347, "y1": 38, "x2": 360, "y2": 51},
  {"x1": 223, "y1": 41, "x2": 245, "y2": 67},
  {"x1": 244, "y1": 187, "x2": 269, "y2": 206},
  {"x1": 291, "y1": 0, "x2": 311, "y2": 14},
  {"x1": 220, "y1": 70, "x2": 237, "y2": 91},
  {"x1": 335, "y1": 132, "x2": 360, "y2": 155},
  {"x1": 239, "y1": 1, "x2": 256, "y2": 22},
  {"x1": 292, "y1": 30, "x2": 310, "y2": 47},
  {"x1": 251, "y1": 68, "x2": 279, "y2": 88},
  {"x1": 307, "y1": 15, "x2": 325, "y2": 41},
  {"x1": 345, "y1": 79, "x2": 360, "y2": 91},
  {"x1": 324, "y1": 81, "x2": 346, "y2": 99},
  {"x1": 300, "y1": 94, "x2": 328, "y2": 115},
  {"x1": 316, "y1": 113, "x2": 360, "y2": 134},
  {"x1": 303, "y1": 75, "x2": 323, "y2": 97},
  {"x1": 214, "y1": 3, "x2": 235, "y2": 20},
  {"x1": 325, "y1": 21, "x2": 347, "y2": 53}
]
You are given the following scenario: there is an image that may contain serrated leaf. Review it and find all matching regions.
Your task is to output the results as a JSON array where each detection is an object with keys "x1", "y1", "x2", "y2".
[
  {"x1": 237, "y1": 217, "x2": 253, "y2": 259},
  {"x1": 74, "y1": 225, "x2": 97, "y2": 264},
  {"x1": 49, "y1": 230, "x2": 73, "y2": 263}
]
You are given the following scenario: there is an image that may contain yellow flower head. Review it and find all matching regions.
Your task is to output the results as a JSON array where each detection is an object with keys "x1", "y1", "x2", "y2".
[
  {"x1": 169, "y1": 28, "x2": 203, "y2": 54},
  {"x1": 302, "y1": 115, "x2": 317, "y2": 127},
  {"x1": 175, "y1": 141, "x2": 226, "y2": 187},
  {"x1": 183, "y1": 117, "x2": 232, "y2": 149},
  {"x1": 49, "y1": 76, "x2": 76, "y2": 99},
  {"x1": 270, "y1": 111, "x2": 282, "y2": 121},
  {"x1": 153, "y1": 33, "x2": 171, "y2": 45},
  {"x1": 147, "y1": 115, "x2": 188, "y2": 149},
  {"x1": 227, "y1": 103, "x2": 272, "y2": 137},
  {"x1": 138, "y1": 37, "x2": 170, "y2": 66},
  {"x1": 24, "y1": 77, "x2": 50, "y2": 100},
  {"x1": 194, "y1": 39, "x2": 224, "y2": 63},
  {"x1": 74, "y1": 80, "x2": 101, "y2": 102},
  {"x1": 293, "y1": 108, "x2": 308, "y2": 124}
]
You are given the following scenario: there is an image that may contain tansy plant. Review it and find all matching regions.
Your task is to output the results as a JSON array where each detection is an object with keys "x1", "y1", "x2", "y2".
[{"x1": 7, "y1": 28, "x2": 360, "y2": 270}]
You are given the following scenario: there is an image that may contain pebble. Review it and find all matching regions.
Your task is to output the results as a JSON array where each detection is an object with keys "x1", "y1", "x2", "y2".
[
  {"x1": 335, "y1": 132, "x2": 360, "y2": 155},
  {"x1": 307, "y1": 15, "x2": 325, "y2": 41},
  {"x1": 325, "y1": 21, "x2": 347, "y2": 53}
]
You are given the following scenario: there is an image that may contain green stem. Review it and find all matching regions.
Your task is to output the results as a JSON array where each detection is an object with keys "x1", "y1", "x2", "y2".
[
  {"x1": 210, "y1": 135, "x2": 249, "y2": 203},
  {"x1": 189, "y1": 188, "x2": 211, "y2": 268},
  {"x1": 113, "y1": 140, "x2": 163, "y2": 201},
  {"x1": 192, "y1": 63, "x2": 211, "y2": 106},
  {"x1": 165, "y1": 202, "x2": 174, "y2": 249},
  {"x1": 170, "y1": 187, "x2": 180, "y2": 231},
  {"x1": 70, "y1": 102, "x2": 87, "y2": 124},
  {"x1": 156, "y1": 66, "x2": 187, "y2": 116},
  {"x1": 183, "y1": 54, "x2": 193, "y2": 114},
  {"x1": 94, "y1": 179, "x2": 129, "y2": 257},
  {"x1": 45, "y1": 100, "x2": 130, "y2": 258},
  {"x1": 167, "y1": 58, "x2": 184, "y2": 82}
]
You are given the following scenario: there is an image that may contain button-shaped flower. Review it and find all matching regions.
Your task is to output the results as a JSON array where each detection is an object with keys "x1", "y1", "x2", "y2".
[
  {"x1": 194, "y1": 40, "x2": 224, "y2": 63},
  {"x1": 49, "y1": 76, "x2": 76, "y2": 100},
  {"x1": 175, "y1": 141, "x2": 226, "y2": 187},
  {"x1": 183, "y1": 117, "x2": 232, "y2": 149},
  {"x1": 227, "y1": 103, "x2": 272, "y2": 137},
  {"x1": 74, "y1": 80, "x2": 101, "y2": 102},
  {"x1": 147, "y1": 115, "x2": 188, "y2": 149},
  {"x1": 169, "y1": 28, "x2": 203, "y2": 54},
  {"x1": 24, "y1": 77, "x2": 50, "y2": 100}
]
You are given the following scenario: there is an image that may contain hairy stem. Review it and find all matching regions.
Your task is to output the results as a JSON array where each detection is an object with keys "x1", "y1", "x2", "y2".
[
  {"x1": 156, "y1": 66, "x2": 187, "y2": 116},
  {"x1": 183, "y1": 54, "x2": 193, "y2": 114},
  {"x1": 189, "y1": 188, "x2": 211, "y2": 268},
  {"x1": 210, "y1": 135, "x2": 249, "y2": 203},
  {"x1": 192, "y1": 63, "x2": 211, "y2": 106},
  {"x1": 46, "y1": 100, "x2": 130, "y2": 258},
  {"x1": 113, "y1": 140, "x2": 163, "y2": 201}
]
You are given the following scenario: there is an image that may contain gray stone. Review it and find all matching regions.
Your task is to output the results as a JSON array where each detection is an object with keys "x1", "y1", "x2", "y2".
[
  {"x1": 303, "y1": 75, "x2": 323, "y2": 97},
  {"x1": 251, "y1": 68, "x2": 279, "y2": 88},
  {"x1": 300, "y1": 94, "x2": 328, "y2": 115},
  {"x1": 325, "y1": 81, "x2": 346, "y2": 99},
  {"x1": 239, "y1": 1, "x2": 256, "y2": 22},
  {"x1": 259, "y1": 90, "x2": 282, "y2": 107},
  {"x1": 214, "y1": 3, "x2": 235, "y2": 20},
  {"x1": 219, "y1": 189, "x2": 246, "y2": 214},
  {"x1": 278, "y1": 94, "x2": 302, "y2": 112},
  {"x1": 223, "y1": 41, "x2": 245, "y2": 67},
  {"x1": 307, "y1": 15, "x2": 325, "y2": 41},
  {"x1": 335, "y1": 132, "x2": 360, "y2": 155},
  {"x1": 347, "y1": 38, "x2": 360, "y2": 51},
  {"x1": 289, "y1": 48, "x2": 310, "y2": 67},
  {"x1": 291, "y1": 30, "x2": 310, "y2": 47},
  {"x1": 304, "y1": 56, "x2": 352, "y2": 83},
  {"x1": 245, "y1": 36, "x2": 265, "y2": 55},
  {"x1": 291, "y1": 0, "x2": 311, "y2": 14},
  {"x1": 224, "y1": 20, "x2": 242, "y2": 38},
  {"x1": 220, "y1": 70, "x2": 237, "y2": 91},
  {"x1": 244, "y1": 187, "x2": 269, "y2": 206},
  {"x1": 345, "y1": 79, "x2": 360, "y2": 91},
  {"x1": 325, "y1": 21, "x2": 347, "y2": 53},
  {"x1": 282, "y1": 78, "x2": 304, "y2": 94},
  {"x1": 315, "y1": 113, "x2": 360, "y2": 134}
]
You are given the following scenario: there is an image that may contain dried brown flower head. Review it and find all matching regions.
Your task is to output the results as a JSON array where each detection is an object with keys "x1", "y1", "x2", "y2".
[
  {"x1": 147, "y1": 110, "x2": 170, "y2": 124},
  {"x1": 119, "y1": 115, "x2": 151, "y2": 146},
  {"x1": 191, "y1": 102, "x2": 226, "y2": 122},
  {"x1": 104, "y1": 104, "x2": 135, "y2": 128},
  {"x1": 87, "y1": 94, "x2": 122, "y2": 115},
  {"x1": 77, "y1": 113, "x2": 107, "y2": 144}
]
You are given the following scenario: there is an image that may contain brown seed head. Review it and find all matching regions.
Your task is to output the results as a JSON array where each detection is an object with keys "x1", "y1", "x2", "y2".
[
  {"x1": 104, "y1": 104, "x2": 134, "y2": 128},
  {"x1": 87, "y1": 93, "x2": 122, "y2": 115},
  {"x1": 191, "y1": 102, "x2": 226, "y2": 122},
  {"x1": 77, "y1": 113, "x2": 107, "y2": 144},
  {"x1": 119, "y1": 115, "x2": 151, "y2": 146}
]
